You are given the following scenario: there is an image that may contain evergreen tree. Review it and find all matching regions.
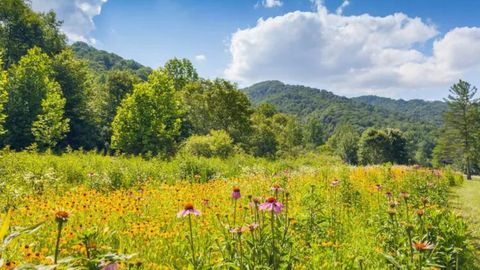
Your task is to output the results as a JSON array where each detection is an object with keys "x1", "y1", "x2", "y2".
[
  {"x1": 31, "y1": 84, "x2": 69, "y2": 149},
  {"x1": 111, "y1": 69, "x2": 182, "y2": 156},
  {"x1": 433, "y1": 80, "x2": 479, "y2": 179}
]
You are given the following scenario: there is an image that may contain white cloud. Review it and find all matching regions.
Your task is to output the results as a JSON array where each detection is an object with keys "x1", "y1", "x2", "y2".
[
  {"x1": 195, "y1": 54, "x2": 207, "y2": 62},
  {"x1": 262, "y1": 0, "x2": 283, "y2": 8},
  {"x1": 30, "y1": 0, "x2": 108, "y2": 44},
  {"x1": 225, "y1": 4, "x2": 480, "y2": 97},
  {"x1": 336, "y1": 0, "x2": 350, "y2": 15}
]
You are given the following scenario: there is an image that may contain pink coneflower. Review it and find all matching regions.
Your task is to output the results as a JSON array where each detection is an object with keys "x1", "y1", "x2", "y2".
[
  {"x1": 375, "y1": 184, "x2": 382, "y2": 191},
  {"x1": 177, "y1": 203, "x2": 201, "y2": 218},
  {"x1": 249, "y1": 197, "x2": 262, "y2": 208},
  {"x1": 400, "y1": 191, "x2": 410, "y2": 199},
  {"x1": 389, "y1": 200, "x2": 399, "y2": 208},
  {"x1": 416, "y1": 209, "x2": 425, "y2": 217},
  {"x1": 101, "y1": 263, "x2": 119, "y2": 270},
  {"x1": 412, "y1": 241, "x2": 434, "y2": 251},
  {"x1": 385, "y1": 191, "x2": 393, "y2": 199},
  {"x1": 259, "y1": 197, "x2": 284, "y2": 214},
  {"x1": 244, "y1": 222, "x2": 259, "y2": 232},
  {"x1": 330, "y1": 179, "x2": 340, "y2": 187},
  {"x1": 230, "y1": 226, "x2": 247, "y2": 234},
  {"x1": 231, "y1": 187, "x2": 241, "y2": 200},
  {"x1": 271, "y1": 183, "x2": 284, "y2": 192}
]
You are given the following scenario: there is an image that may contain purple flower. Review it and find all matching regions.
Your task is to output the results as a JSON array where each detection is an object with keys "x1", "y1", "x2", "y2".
[
  {"x1": 231, "y1": 187, "x2": 241, "y2": 200},
  {"x1": 330, "y1": 179, "x2": 340, "y2": 187},
  {"x1": 259, "y1": 197, "x2": 284, "y2": 214},
  {"x1": 177, "y1": 203, "x2": 201, "y2": 218},
  {"x1": 244, "y1": 222, "x2": 259, "y2": 232},
  {"x1": 101, "y1": 263, "x2": 119, "y2": 270}
]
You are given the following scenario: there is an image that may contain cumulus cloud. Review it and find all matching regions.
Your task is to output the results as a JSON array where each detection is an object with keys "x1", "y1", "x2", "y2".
[
  {"x1": 30, "y1": 0, "x2": 108, "y2": 44},
  {"x1": 195, "y1": 54, "x2": 207, "y2": 62},
  {"x1": 262, "y1": 0, "x2": 283, "y2": 8},
  {"x1": 225, "y1": 4, "x2": 480, "y2": 96}
]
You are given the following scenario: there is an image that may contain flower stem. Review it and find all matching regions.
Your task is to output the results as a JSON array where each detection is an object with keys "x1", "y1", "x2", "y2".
[
  {"x1": 270, "y1": 210, "x2": 275, "y2": 267},
  {"x1": 54, "y1": 221, "x2": 64, "y2": 264},
  {"x1": 188, "y1": 215, "x2": 197, "y2": 268}
]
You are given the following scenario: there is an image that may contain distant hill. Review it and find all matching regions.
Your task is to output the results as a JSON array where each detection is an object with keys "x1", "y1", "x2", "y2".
[
  {"x1": 243, "y1": 80, "x2": 444, "y2": 136},
  {"x1": 352, "y1": 96, "x2": 447, "y2": 127},
  {"x1": 71, "y1": 42, "x2": 152, "y2": 80}
]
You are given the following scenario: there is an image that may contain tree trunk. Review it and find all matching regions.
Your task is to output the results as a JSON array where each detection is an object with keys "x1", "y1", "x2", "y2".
[{"x1": 466, "y1": 157, "x2": 472, "y2": 180}]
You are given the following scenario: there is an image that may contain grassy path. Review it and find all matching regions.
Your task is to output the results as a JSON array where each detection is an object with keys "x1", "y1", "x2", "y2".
[{"x1": 449, "y1": 177, "x2": 480, "y2": 257}]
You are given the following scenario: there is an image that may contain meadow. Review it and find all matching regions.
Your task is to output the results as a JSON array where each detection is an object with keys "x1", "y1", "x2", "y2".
[{"x1": 0, "y1": 150, "x2": 476, "y2": 269}]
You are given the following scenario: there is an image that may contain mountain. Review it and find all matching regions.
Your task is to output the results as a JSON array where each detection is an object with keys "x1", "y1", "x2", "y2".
[
  {"x1": 352, "y1": 96, "x2": 447, "y2": 127},
  {"x1": 243, "y1": 80, "x2": 444, "y2": 135},
  {"x1": 71, "y1": 42, "x2": 152, "y2": 80}
]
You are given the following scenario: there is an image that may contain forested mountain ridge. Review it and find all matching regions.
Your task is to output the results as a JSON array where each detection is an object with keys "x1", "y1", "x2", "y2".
[
  {"x1": 71, "y1": 42, "x2": 152, "y2": 80},
  {"x1": 243, "y1": 80, "x2": 445, "y2": 132}
]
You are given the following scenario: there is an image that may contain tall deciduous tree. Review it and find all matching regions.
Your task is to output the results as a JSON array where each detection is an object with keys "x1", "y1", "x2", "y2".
[
  {"x1": 434, "y1": 80, "x2": 479, "y2": 179},
  {"x1": 4, "y1": 47, "x2": 60, "y2": 149},
  {"x1": 0, "y1": 0, "x2": 65, "y2": 68},
  {"x1": 52, "y1": 49, "x2": 97, "y2": 149},
  {"x1": 111, "y1": 70, "x2": 182, "y2": 156},
  {"x1": 326, "y1": 124, "x2": 359, "y2": 164},
  {"x1": 163, "y1": 58, "x2": 198, "y2": 91},
  {"x1": 31, "y1": 84, "x2": 69, "y2": 149},
  {"x1": 358, "y1": 128, "x2": 408, "y2": 165},
  {"x1": 183, "y1": 79, "x2": 252, "y2": 142}
]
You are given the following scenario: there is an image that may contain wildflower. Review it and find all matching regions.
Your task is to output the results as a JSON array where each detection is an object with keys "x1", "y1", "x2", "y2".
[
  {"x1": 101, "y1": 262, "x2": 119, "y2": 270},
  {"x1": 259, "y1": 197, "x2": 284, "y2": 214},
  {"x1": 177, "y1": 203, "x2": 201, "y2": 218},
  {"x1": 244, "y1": 222, "x2": 259, "y2": 232},
  {"x1": 375, "y1": 184, "x2": 382, "y2": 191},
  {"x1": 330, "y1": 179, "x2": 340, "y2": 187},
  {"x1": 55, "y1": 211, "x2": 70, "y2": 223},
  {"x1": 427, "y1": 182, "x2": 435, "y2": 188},
  {"x1": 412, "y1": 241, "x2": 434, "y2": 251},
  {"x1": 387, "y1": 208, "x2": 397, "y2": 216},
  {"x1": 231, "y1": 187, "x2": 241, "y2": 200},
  {"x1": 389, "y1": 200, "x2": 399, "y2": 208},
  {"x1": 230, "y1": 226, "x2": 247, "y2": 234},
  {"x1": 400, "y1": 191, "x2": 410, "y2": 199},
  {"x1": 271, "y1": 184, "x2": 284, "y2": 192},
  {"x1": 201, "y1": 199, "x2": 209, "y2": 207},
  {"x1": 385, "y1": 191, "x2": 393, "y2": 199},
  {"x1": 416, "y1": 209, "x2": 425, "y2": 217}
]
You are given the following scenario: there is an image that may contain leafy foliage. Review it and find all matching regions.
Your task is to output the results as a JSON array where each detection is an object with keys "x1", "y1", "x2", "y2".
[{"x1": 111, "y1": 70, "x2": 182, "y2": 156}]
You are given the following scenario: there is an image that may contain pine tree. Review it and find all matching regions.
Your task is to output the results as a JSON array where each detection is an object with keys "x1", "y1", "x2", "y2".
[{"x1": 435, "y1": 80, "x2": 479, "y2": 179}]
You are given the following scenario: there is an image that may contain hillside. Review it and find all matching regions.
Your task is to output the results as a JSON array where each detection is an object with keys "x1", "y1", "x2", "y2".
[
  {"x1": 243, "y1": 80, "x2": 444, "y2": 133},
  {"x1": 71, "y1": 42, "x2": 152, "y2": 80}
]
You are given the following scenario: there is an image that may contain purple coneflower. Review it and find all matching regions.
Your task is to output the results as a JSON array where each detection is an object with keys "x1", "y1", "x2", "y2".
[
  {"x1": 177, "y1": 203, "x2": 201, "y2": 218},
  {"x1": 101, "y1": 263, "x2": 119, "y2": 270},
  {"x1": 400, "y1": 191, "x2": 410, "y2": 199},
  {"x1": 385, "y1": 191, "x2": 393, "y2": 199},
  {"x1": 375, "y1": 184, "x2": 382, "y2": 191},
  {"x1": 259, "y1": 197, "x2": 284, "y2": 214},
  {"x1": 201, "y1": 199, "x2": 209, "y2": 207},
  {"x1": 244, "y1": 222, "x2": 259, "y2": 232},
  {"x1": 230, "y1": 226, "x2": 247, "y2": 234},
  {"x1": 231, "y1": 187, "x2": 241, "y2": 200}
]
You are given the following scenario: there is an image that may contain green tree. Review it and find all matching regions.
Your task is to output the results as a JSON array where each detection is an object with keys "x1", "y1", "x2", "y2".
[
  {"x1": 183, "y1": 79, "x2": 252, "y2": 142},
  {"x1": 4, "y1": 47, "x2": 58, "y2": 149},
  {"x1": 303, "y1": 116, "x2": 325, "y2": 148},
  {"x1": 0, "y1": 55, "x2": 7, "y2": 135},
  {"x1": 326, "y1": 124, "x2": 359, "y2": 164},
  {"x1": 111, "y1": 70, "x2": 182, "y2": 156},
  {"x1": 52, "y1": 49, "x2": 97, "y2": 148},
  {"x1": 0, "y1": 0, "x2": 65, "y2": 68},
  {"x1": 433, "y1": 80, "x2": 479, "y2": 179},
  {"x1": 94, "y1": 70, "x2": 139, "y2": 144},
  {"x1": 163, "y1": 58, "x2": 198, "y2": 91},
  {"x1": 31, "y1": 85, "x2": 69, "y2": 149},
  {"x1": 358, "y1": 128, "x2": 408, "y2": 165}
]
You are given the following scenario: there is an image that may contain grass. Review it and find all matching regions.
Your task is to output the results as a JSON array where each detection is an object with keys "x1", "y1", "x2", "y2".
[{"x1": 450, "y1": 176, "x2": 480, "y2": 256}]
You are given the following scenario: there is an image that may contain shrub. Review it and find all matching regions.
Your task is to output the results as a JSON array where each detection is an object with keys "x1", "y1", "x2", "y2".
[{"x1": 182, "y1": 130, "x2": 234, "y2": 158}]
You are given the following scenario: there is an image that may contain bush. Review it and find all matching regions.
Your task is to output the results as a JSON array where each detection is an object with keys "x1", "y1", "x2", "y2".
[{"x1": 182, "y1": 130, "x2": 234, "y2": 158}]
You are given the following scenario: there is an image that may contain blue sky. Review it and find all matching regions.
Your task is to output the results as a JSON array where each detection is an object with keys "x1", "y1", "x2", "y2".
[{"x1": 31, "y1": 0, "x2": 480, "y2": 100}]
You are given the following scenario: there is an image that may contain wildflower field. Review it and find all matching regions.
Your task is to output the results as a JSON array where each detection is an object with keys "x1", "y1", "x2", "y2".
[{"x1": 0, "y1": 151, "x2": 477, "y2": 269}]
